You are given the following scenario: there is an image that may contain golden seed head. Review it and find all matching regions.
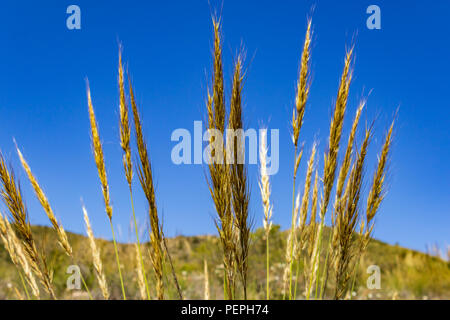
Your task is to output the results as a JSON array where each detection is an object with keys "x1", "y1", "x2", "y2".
[
  {"x1": 16, "y1": 146, "x2": 72, "y2": 256},
  {"x1": 366, "y1": 120, "x2": 394, "y2": 225},
  {"x1": 321, "y1": 48, "x2": 353, "y2": 220},
  {"x1": 118, "y1": 49, "x2": 133, "y2": 186},
  {"x1": 87, "y1": 85, "x2": 113, "y2": 220},
  {"x1": 293, "y1": 19, "x2": 312, "y2": 147}
]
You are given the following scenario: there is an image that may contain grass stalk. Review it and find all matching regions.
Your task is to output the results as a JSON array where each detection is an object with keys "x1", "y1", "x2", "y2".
[
  {"x1": 83, "y1": 206, "x2": 109, "y2": 300},
  {"x1": 204, "y1": 259, "x2": 210, "y2": 300},
  {"x1": 293, "y1": 259, "x2": 300, "y2": 299},
  {"x1": 228, "y1": 54, "x2": 250, "y2": 300},
  {"x1": 206, "y1": 16, "x2": 235, "y2": 300},
  {"x1": 287, "y1": 145, "x2": 298, "y2": 300},
  {"x1": 16, "y1": 145, "x2": 93, "y2": 299},
  {"x1": 117, "y1": 48, "x2": 151, "y2": 300},
  {"x1": 109, "y1": 220, "x2": 126, "y2": 300},
  {"x1": 162, "y1": 231, "x2": 183, "y2": 300},
  {"x1": 259, "y1": 129, "x2": 273, "y2": 300},
  {"x1": 0, "y1": 153, "x2": 55, "y2": 299},
  {"x1": 18, "y1": 270, "x2": 31, "y2": 300},
  {"x1": 319, "y1": 230, "x2": 332, "y2": 299},
  {"x1": 287, "y1": 19, "x2": 312, "y2": 300},
  {"x1": 129, "y1": 76, "x2": 165, "y2": 300},
  {"x1": 266, "y1": 234, "x2": 270, "y2": 299},
  {"x1": 129, "y1": 187, "x2": 150, "y2": 299},
  {"x1": 87, "y1": 84, "x2": 126, "y2": 300}
]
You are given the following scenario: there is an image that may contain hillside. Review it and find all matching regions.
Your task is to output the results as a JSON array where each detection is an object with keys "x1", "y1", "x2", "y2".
[{"x1": 0, "y1": 225, "x2": 449, "y2": 299}]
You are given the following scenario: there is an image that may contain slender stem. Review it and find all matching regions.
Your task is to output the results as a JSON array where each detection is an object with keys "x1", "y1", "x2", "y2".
[
  {"x1": 244, "y1": 284, "x2": 247, "y2": 300},
  {"x1": 306, "y1": 262, "x2": 313, "y2": 300},
  {"x1": 223, "y1": 269, "x2": 227, "y2": 299},
  {"x1": 293, "y1": 259, "x2": 300, "y2": 299},
  {"x1": 313, "y1": 222, "x2": 325, "y2": 299},
  {"x1": 109, "y1": 219, "x2": 127, "y2": 300},
  {"x1": 350, "y1": 257, "x2": 361, "y2": 300},
  {"x1": 80, "y1": 272, "x2": 93, "y2": 300},
  {"x1": 306, "y1": 221, "x2": 325, "y2": 300},
  {"x1": 160, "y1": 256, "x2": 170, "y2": 299},
  {"x1": 232, "y1": 263, "x2": 237, "y2": 300},
  {"x1": 69, "y1": 256, "x2": 92, "y2": 300},
  {"x1": 48, "y1": 286, "x2": 57, "y2": 299},
  {"x1": 162, "y1": 231, "x2": 183, "y2": 300},
  {"x1": 129, "y1": 186, "x2": 151, "y2": 300},
  {"x1": 18, "y1": 270, "x2": 30, "y2": 300},
  {"x1": 266, "y1": 234, "x2": 270, "y2": 300},
  {"x1": 319, "y1": 230, "x2": 333, "y2": 299},
  {"x1": 314, "y1": 263, "x2": 320, "y2": 299},
  {"x1": 287, "y1": 145, "x2": 298, "y2": 300}
]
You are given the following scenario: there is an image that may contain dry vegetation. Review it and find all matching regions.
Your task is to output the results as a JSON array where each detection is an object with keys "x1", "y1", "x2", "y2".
[
  {"x1": 0, "y1": 225, "x2": 449, "y2": 300},
  {"x1": 0, "y1": 15, "x2": 448, "y2": 301}
]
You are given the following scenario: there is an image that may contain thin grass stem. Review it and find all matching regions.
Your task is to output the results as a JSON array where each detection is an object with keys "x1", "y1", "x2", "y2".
[{"x1": 109, "y1": 220, "x2": 126, "y2": 300}]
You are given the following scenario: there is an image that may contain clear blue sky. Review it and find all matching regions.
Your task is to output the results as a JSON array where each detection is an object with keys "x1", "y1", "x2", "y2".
[{"x1": 0, "y1": 1, "x2": 448, "y2": 253}]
